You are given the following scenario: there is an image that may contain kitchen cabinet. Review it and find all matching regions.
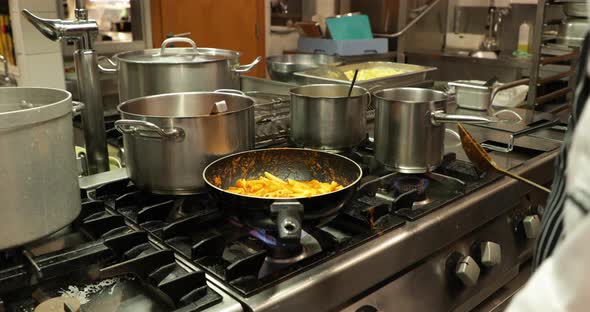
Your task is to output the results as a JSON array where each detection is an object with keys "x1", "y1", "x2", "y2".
[{"x1": 150, "y1": 0, "x2": 266, "y2": 78}]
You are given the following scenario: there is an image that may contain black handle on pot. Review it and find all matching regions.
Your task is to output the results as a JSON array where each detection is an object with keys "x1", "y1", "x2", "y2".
[
  {"x1": 114, "y1": 119, "x2": 185, "y2": 140},
  {"x1": 270, "y1": 200, "x2": 304, "y2": 243}
]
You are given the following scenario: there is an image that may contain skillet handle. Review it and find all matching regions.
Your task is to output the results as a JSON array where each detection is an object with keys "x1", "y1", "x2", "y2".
[{"x1": 271, "y1": 200, "x2": 304, "y2": 243}]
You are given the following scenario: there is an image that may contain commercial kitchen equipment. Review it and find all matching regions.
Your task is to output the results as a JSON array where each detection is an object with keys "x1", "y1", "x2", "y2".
[
  {"x1": 0, "y1": 100, "x2": 563, "y2": 310},
  {"x1": 449, "y1": 78, "x2": 530, "y2": 111},
  {"x1": 481, "y1": 6, "x2": 510, "y2": 53},
  {"x1": 102, "y1": 37, "x2": 261, "y2": 102},
  {"x1": 294, "y1": 61, "x2": 436, "y2": 91},
  {"x1": 556, "y1": 18, "x2": 588, "y2": 47},
  {"x1": 290, "y1": 84, "x2": 370, "y2": 151},
  {"x1": 297, "y1": 37, "x2": 389, "y2": 56},
  {"x1": 373, "y1": 87, "x2": 498, "y2": 174},
  {"x1": 266, "y1": 54, "x2": 342, "y2": 83},
  {"x1": 204, "y1": 148, "x2": 363, "y2": 253},
  {"x1": 115, "y1": 91, "x2": 255, "y2": 195},
  {"x1": 564, "y1": 2, "x2": 587, "y2": 18},
  {"x1": 0, "y1": 87, "x2": 83, "y2": 249},
  {"x1": 22, "y1": 2, "x2": 109, "y2": 174}
]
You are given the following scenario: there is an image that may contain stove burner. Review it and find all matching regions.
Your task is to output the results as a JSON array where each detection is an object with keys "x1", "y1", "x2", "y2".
[
  {"x1": 258, "y1": 231, "x2": 322, "y2": 278},
  {"x1": 393, "y1": 175, "x2": 430, "y2": 200}
]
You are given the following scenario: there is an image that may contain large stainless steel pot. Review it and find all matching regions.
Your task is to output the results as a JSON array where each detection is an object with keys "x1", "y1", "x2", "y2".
[
  {"x1": 115, "y1": 91, "x2": 255, "y2": 194},
  {"x1": 374, "y1": 88, "x2": 497, "y2": 173},
  {"x1": 0, "y1": 87, "x2": 83, "y2": 249},
  {"x1": 290, "y1": 84, "x2": 370, "y2": 151},
  {"x1": 102, "y1": 37, "x2": 261, "y2": 102}
]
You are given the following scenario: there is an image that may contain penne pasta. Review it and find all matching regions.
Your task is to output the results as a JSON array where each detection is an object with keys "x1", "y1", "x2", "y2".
[{"x1": 226, "y1": 172, "x2": 343, "y2": 198}]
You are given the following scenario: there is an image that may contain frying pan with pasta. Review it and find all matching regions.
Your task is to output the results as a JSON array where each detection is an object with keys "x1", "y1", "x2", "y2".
[{"x1": 203, "y1": 148, "x2": 363, "y2": 242}]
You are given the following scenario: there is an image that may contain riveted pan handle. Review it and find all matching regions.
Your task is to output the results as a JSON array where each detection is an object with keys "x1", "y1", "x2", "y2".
[
  {"x1": 233, "y1": 56, "x2": 262, "y2": 73},
  {"x1": 115, "y1": 119, "x2": 184, "y2": 140}
]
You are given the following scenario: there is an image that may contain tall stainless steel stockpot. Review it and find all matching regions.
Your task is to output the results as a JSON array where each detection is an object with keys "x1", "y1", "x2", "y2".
[
  {"x1": 374, "y1": 87, "x2": 497, "y2": 173},
  {"x1": 290, "y1": 84, "x2": 370, "y2": 151},
  {"x1": 102, "y1": 37, "x2": 261, "y2": 102},
  {"x1": 0, "y1": 87, "x2": 83, "y2": 249},
  {"x1": 115, "y1": 91, "x2": 255, "y2": 195}
]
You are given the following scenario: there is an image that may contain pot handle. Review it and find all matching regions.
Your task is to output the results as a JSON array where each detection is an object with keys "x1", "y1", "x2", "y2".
[
  {"x1": 431, "y1": 111, "x2": 499, "y2": 125},
  {"x1": 97, "y1": 56, "x2": 118, "y2": 74},
  {"x1": 72, "y1": 101, "x2": 85, "y2": 115},
  {"x1": 232, "y1": 56, "x2": 262, "y2": 73},
  {"x1": 160, "y1": 37, "x2": 198, "y2": 54},
  {"x1": 114, "y1": 119, "x2": 185, "y2": 140},
  {"x1": 214, "y1": 89, "x2": 246, "y2": 96},
  {"x1": 271, "y1": 200, "x2": 304, "y2": 243}
]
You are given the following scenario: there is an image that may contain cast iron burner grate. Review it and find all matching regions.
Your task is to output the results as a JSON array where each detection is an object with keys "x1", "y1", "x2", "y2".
[
  {"x1": 0, "y1": 197, "x2": 222, "y2": 311},
  {"x1": 94, "y1": 178, "x2": 405, "y2": 297},
  {"x1": 392, "y1": 175, "x2": 430, "y2": 202}
]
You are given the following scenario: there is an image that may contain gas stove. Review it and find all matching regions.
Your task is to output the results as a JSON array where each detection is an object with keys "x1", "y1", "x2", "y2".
[
  {"x1": 77, "y1": 145, "x2": 502, "y2": 298},
  {"x1": 0, "y1": 196, "x2": 240, "y2": 311},
  {"x1": 4, "y1": 118, "x2": 563, "y2": 311}
]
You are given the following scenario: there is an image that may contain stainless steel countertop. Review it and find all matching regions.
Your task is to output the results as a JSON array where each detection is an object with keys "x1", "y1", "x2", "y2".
[{"x1": 406, "y1": 50, "x2": 533, "y2": 69}]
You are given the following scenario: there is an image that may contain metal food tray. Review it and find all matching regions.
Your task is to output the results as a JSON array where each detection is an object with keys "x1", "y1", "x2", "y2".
[{"x1": 293, "y1": 61, "x2": 437, "y2": 91}]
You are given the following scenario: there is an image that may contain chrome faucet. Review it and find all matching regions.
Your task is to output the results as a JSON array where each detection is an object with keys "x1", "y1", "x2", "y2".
[
  {"x1": 22, "y1": 0, "x2": 109, "y2": 174},
  {"x1": 481, "y1": 6, "x2": 510, "y2": 52}
]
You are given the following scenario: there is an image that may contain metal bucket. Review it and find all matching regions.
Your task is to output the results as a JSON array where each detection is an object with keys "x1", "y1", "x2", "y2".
[{"x1": 0, "y1": 87, "x2": 82, "y2": 249}]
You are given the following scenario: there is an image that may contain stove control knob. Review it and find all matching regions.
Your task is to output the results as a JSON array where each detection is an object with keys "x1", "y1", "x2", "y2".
[
  {"x1": 480, "y1": 241, "x2": 502, "y2": 268},
  {"x1": 523, "y1": 215, "x2": 541, "y2": 239},
  {"x1": 455, "y1": 255, "x2": 480, "y2": 287}
]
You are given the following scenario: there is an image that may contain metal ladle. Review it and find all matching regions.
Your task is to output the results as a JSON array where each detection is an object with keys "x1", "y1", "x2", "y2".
[{"x1": 457, "y1": 123, "x2": 550, "y2": 193}]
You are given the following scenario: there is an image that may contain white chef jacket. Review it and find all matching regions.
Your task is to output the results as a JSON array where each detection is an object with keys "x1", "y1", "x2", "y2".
[{"x1": 506, "y1": 58, "x2": 590, "y2": 312}]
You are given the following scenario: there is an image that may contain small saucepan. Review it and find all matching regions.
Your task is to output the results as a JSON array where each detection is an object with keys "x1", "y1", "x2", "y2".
[{"x1": 374, "y1": 87, "x2": 498, "y2": 174}]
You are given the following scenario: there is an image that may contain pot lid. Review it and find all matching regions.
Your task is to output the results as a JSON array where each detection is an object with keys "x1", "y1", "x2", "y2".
[{"x1": 115, "y1": 37, "x2": 239, "y2": 64}]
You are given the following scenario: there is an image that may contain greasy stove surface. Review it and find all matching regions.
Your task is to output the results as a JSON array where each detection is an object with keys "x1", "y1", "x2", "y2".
[
  {"x1": 89, "y1": 151, "x2": 497, "y2": 297},
  {"x1": 0, "y1": 198, "x2": 223, "y2": 312}
]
